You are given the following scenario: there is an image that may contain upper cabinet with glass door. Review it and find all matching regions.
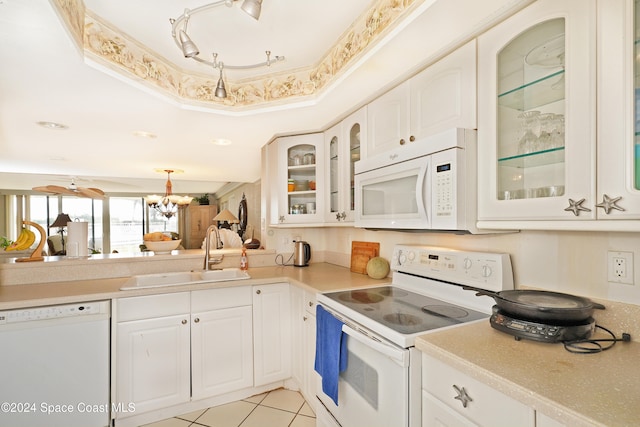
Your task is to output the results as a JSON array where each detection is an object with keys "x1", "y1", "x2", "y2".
[
  {"x1": 324, "y1": 107, "x2": 366, "y2": 224},
  {"x1": 274, "y1": 133, "x2": 325, "y2": 225},
  {"x1": 596, "y1": 0, "x2": 640, "y2": 222},
  {"x1": 477, "y1": 0, "x2": 596, "y2": 222}
]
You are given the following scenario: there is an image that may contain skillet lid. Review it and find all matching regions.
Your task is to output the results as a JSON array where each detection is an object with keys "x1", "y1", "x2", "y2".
[{"x1": 498, "y1": 290, "x2": 593, "y2": 310}]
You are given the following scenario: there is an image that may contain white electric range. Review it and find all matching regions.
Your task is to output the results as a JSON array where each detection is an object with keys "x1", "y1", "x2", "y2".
[{"x1": 315, "y1": 245, "x2": 514, "y2": 427}]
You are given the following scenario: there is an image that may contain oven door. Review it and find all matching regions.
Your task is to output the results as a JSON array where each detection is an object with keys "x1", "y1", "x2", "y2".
[
  {"x1": 316, "y1": 323, "x2": 411, "y2": 427},
  {"x1": 355, "y1": 154, "x2": 431, "y2": 229}
]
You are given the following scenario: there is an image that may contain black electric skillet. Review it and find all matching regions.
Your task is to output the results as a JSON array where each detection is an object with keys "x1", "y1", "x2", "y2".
[{"x1": 462, "y1": 287, "x2": 605, "y2": 323}]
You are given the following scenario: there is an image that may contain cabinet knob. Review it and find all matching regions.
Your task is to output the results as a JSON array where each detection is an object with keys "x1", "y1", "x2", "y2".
[
  {"x1": 303, "y1": 316, "x2": 308, "y2": 321},
  {"x1": 308, "y1": 301, "x2": 314, "y2": 307},
  {"x1": 595, "y1": 194, "x2": 625, "y2": 214},
  {"x1": 399, "y1": 138, "x2": 406, "y2": 145},
  {"x1": 453, "y1": 385, "x2": 473, "y2": 408},
  {"x1": 256, "y1": 289, "x2": 262, "y2": 295},
  {"x1": 181, "y1": 319, "x2": 188, "y2": 325},
  {"x1": 279, "y1": 215, "x2": 285, "y2": 223},
  {"x1": 409, "y1": 135, "x2": 415, "y2": 142},
  {"x1": 194, "y1": 318, "x2": 200, "y2": 323},
  {"x1": 564, "y1": 198, "x2": 592, "y2": 216}
]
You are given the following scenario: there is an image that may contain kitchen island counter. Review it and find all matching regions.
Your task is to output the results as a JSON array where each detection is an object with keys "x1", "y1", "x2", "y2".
[{"x1": 416, "y1": 320, "x2": 640, "y2": 427}]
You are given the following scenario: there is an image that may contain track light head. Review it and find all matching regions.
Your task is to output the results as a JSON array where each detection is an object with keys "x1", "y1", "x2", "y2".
[
  {"x1": 179, "y1": 30, "x2": 199, "y2": 57},
  {"x1": 215, "y1": 66, "x2": 227, "y2": 98},
  {"x1": 241, "y1": 0, "x2": 262, "y2": 20}
]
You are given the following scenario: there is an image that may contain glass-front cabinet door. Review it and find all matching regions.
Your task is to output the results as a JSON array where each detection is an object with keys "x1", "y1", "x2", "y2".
[
  {"x1": 276, "y1": 133, "x2": 324, "y2": 225},
  {"x1": 478, "y1": 0, "x2": 596, "y2": 222},
  {"x1": 596, "y1": 0, "x2": 640, "y2": 220},
  {"x1": 324, "y1": 107, "x2": 365, "y2": 224}
]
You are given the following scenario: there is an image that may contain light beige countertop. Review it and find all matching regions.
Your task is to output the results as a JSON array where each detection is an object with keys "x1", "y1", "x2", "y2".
[
  {"x1": 416, "y1": 320, "x2": 640, "y2": 427},
  {"x1": 0, "y1": 262, "x2": 387, "y2": 310}
]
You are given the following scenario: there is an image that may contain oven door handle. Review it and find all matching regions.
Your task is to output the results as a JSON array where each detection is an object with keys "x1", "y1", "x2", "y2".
[{"x1": 341, "y1": 324, "x2": 408, "y2": 368}]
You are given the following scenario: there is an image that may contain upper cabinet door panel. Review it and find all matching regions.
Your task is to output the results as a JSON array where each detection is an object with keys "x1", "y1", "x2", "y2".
[
  {"x1": 477, "y1": 0, "x2": 596, "y2": 221},
  {"x1": 410, "y1": 39, "x2": 477, "y2": 139},
  {"x1": 367, "y1": 82, "x2": 410, "y2": 157},
  {"x1": 596, "y1": 0, "x2": 640, "y2": 219}
]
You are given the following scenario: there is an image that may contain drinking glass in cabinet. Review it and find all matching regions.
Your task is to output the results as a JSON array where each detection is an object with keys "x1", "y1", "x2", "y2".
[{"x1": 496, "y1": 18, "x2": 567, "y2": 201}]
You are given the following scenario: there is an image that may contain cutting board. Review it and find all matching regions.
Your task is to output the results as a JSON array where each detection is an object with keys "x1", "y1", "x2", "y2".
[{"x1": 350, "y1": 241, "x2": 380, "y2": 274}]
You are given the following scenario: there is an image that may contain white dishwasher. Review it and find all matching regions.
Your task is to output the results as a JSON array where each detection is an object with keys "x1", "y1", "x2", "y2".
[{"x1": 0, "y1": 300, "x2": 110, "y2": 427}]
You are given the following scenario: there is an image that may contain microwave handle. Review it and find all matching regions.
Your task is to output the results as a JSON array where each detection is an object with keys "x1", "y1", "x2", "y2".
[
  {"x1": 415, "y1": 159, "x2": 430, "y2": 220},
  {"x1": 341, "y1": 324, "x2": 408, "y2": 367}
]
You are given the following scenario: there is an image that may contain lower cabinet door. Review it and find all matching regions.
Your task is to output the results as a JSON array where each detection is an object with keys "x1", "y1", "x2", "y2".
[
  {"x1": 253, "y1": 283, "x2": 291, "y2": 386},
  {"x1": 191, "y1": 306, "x2": 254, "y2": 399},
  {"x1": 422, "y1": 390, "x2": 478, "y2": 427},
  {"x1": 116, "y1": 314, "x2": 191, "y2": 417}
]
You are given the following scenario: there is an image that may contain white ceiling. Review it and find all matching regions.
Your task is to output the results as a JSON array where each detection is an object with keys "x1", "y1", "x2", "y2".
[{"x1": 0, "y1": 0, "x2": 528, "y2": 196}]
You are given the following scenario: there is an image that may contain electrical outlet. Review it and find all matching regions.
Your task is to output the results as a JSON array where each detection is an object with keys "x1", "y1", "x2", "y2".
[{"x1": 607, "y1": 251, "x2": 634, "y2": 285}]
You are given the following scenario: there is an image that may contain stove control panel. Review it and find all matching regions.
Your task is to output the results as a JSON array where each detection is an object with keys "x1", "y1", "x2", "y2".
[{"x1": 391, "y1": 245, "x2": 514, "y2": 292}]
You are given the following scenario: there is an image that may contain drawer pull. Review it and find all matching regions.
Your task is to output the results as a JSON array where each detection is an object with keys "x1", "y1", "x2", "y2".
[{"x1": 453, "y1": 385, "x2": 473, "y2": 408}]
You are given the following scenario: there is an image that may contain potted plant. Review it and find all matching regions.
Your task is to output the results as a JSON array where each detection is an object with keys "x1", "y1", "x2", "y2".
[{"x1": 195, "y1": 194, "x2": 209, "y2": 205}]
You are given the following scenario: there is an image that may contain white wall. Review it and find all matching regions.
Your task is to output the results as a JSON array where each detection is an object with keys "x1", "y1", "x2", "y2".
[{"x1": 264, "y1": 225, "x2": 640, "y2": 305}]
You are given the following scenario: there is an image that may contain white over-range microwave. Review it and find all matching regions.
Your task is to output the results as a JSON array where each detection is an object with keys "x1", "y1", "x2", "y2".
[{"x1": 355, "y1": 128, "x2": 482, "y2": 233}]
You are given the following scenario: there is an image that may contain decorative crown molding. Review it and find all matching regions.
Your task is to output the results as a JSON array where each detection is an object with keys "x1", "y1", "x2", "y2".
[{"x1": 51, "y1": 0, "x2": 423, "y2": 111}]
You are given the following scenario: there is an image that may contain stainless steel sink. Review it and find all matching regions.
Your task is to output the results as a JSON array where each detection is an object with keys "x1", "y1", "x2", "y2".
[{"x1": 120, "y1": 268, "x2": 250, "y2": 290}]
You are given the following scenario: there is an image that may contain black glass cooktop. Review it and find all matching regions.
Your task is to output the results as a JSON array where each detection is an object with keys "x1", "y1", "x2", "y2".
[{"x1": 323, "y1": 286, "x2": 488, "y2": 334}]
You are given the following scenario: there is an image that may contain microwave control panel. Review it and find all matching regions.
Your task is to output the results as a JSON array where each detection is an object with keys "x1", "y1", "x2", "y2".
[{"x1": 431, "y1": 148, "x2": 463, "y2": 228}]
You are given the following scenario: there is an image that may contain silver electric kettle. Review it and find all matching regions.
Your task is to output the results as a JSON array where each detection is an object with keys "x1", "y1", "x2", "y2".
[{"x1": 293, "y1": 240, "x2": 311, "y2": 267}]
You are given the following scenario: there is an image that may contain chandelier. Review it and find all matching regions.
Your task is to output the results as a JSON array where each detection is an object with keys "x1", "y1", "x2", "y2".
[
  {"x1": 169, "y1": 0, "x2": 285, "y2": 99},
  {"x1": 144, "y1": 170, "x2": 193, "y2": 219}
]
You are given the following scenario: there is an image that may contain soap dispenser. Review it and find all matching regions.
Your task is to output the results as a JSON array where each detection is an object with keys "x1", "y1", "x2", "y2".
[{"x1": 240, "y1": 247, "x2": 248, "y2": 270}]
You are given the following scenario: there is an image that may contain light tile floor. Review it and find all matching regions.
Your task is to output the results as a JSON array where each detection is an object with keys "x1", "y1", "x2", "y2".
[{"x1": 142, "y1": 389, "x2": 316, "y2": 427}]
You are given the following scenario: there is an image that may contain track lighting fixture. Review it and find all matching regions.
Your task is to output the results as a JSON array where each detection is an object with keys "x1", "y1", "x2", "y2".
[{"x1": 169, "y1": 0, "x2": 284, "y2": 99}]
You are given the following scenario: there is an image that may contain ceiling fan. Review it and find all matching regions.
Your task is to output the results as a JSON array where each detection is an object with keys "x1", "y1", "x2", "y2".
[{"x1": 32, "y1": 178, "x2": 105, "y2": 199}]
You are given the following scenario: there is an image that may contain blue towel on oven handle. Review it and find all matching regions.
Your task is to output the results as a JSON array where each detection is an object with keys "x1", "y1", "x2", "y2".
[{"x1": 314, "y1": 305, "x2": 348, "y2": 405}]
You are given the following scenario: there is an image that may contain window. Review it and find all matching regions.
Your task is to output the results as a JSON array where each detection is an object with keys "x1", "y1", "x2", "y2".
[{"x1": 109, "y1": 197, "x2": 179, "y2": 253}]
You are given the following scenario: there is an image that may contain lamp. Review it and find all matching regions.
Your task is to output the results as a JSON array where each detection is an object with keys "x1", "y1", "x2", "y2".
[
  {"x1": 145, "y1": 170, "x2": 193, "y2": 219},
  {"x1": 213, "y1": 208, "x2": 239, "y2": 229},
  {"x1": 51, "y1": 213, "x2": 72, "y2": 254},
  {"x1": 169, "y1": 0, "x2": 284, "y2": 98}
]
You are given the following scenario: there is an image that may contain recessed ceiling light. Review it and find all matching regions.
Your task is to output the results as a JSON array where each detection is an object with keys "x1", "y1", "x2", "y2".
[
  {"x1": 133, "y1": 130, "x2": 157, "y2": 139},
  {"x1": 212, "y1": 138, "x2": 232, "y2": 146},
  {"x1": 36, "y1": 121, "x2": 68, "y2": 130}
]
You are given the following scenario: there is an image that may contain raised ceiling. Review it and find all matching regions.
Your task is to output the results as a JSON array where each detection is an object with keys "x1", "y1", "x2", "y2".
[{"x1": 0, "y1": 0, "x2": 530, "y2": 195}]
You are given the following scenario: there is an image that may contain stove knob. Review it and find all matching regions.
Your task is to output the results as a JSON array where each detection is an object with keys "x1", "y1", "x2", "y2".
[
  {"x1": 399, "y1": 253, "x2": 407, "y2": 264},
  {"x1": 407, "y1": 251, "x2": 415, "y2": 261},
  {"x1": 481, "y1": 265, "x2": 492, "y2": 277},
  {"x1": 463, "y1": 258, "x2": 472, "y2": 270}
]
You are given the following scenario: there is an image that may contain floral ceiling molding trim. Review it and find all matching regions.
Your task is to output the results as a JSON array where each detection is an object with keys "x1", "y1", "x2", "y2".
[{"x1": 52, "y1": 0, "x2": 424, "y2": 110}]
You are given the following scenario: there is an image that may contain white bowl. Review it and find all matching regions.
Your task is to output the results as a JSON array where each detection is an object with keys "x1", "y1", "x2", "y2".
[{"x1": 144, "y1": 239, "x2": 181, "y2": 253}]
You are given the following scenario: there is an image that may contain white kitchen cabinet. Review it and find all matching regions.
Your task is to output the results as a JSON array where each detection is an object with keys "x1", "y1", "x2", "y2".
[
  {"x1": 115, "y1": 293, "x2": 191, "y2": 417},
  {"x1": 367, "y1": 40, "x2": 477, "y2": 157},
  {"x1": 478, "y1": 0, "x2": 640, "y2": 229},
  {"x1": 596, "y1": 0, "x2": 640, "y2": 220},
  {"x1": 253, "y1": 283, "x2": 292, "y2": 386},
  {"x1": 324, "y1": 107, "x2": 366, "y2": 224},
  {"x1": 422, "y1": 353, "x2": 535, "y2": 427},
  {"x1": 302, "y1": 291, "x2": 318, "y2": 411},
  {"x1": 190, "y1": 305, "x2": 253, "y2": 399},
  {"x1": 271, "y1": 133, "x2": 325, "y2": 225},
  {"x1": 367, "y1": 82, "x2": 410, "y2": 157},
  {"x1": 115, "y1": 287, "x2": 253, "y2": 421},
  {"x1": 477, "y1": 0, "x2": 595, "y2": 223},
  {"x1": 289, "y1": 288, "x2": 318, "y2": 410}
]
